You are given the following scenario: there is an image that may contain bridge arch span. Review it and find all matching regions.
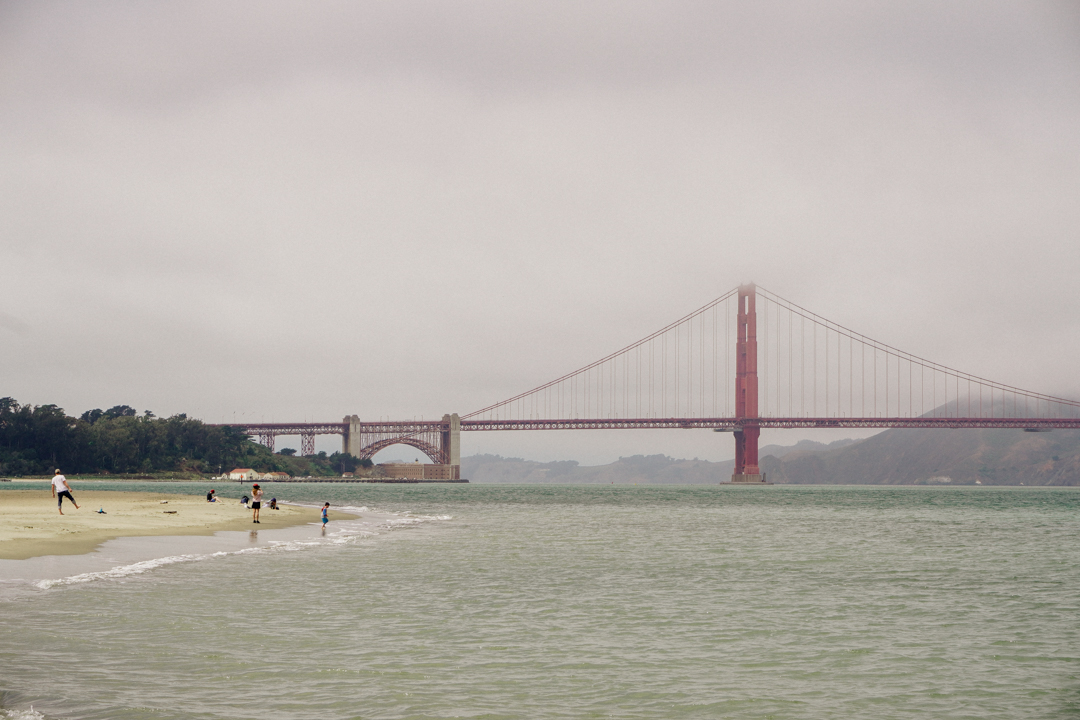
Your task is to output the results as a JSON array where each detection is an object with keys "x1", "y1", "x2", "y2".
[{"x1": 359, "y1": 438, "x2": 444, "y2": 464}]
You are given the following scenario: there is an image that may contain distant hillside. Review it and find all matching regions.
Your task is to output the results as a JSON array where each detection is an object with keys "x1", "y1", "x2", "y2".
[
  {"x1": 758, "y1": 438, "x2": 861, "y2": 459},
  {"x1": 461, "y1": 453, "x2": 733, "y2": 484},
  {"x1": 762, "y1": 427, "x2": 1080, "y2": 486},
  {"x1": 462, "y1": 429, "x2": 1080, "y2": 485}
]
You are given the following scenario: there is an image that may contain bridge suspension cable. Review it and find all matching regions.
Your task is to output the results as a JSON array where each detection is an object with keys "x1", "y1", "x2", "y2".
[
  {"x1": 463, "y1": 288, "x2": 741, "y2": 423},
  {"x1": 753, "y1": 286, "x2": 1080, "y2": 420},
  {"x1": 465, "y1": 284, "x2": 1080, "y2": 424}
]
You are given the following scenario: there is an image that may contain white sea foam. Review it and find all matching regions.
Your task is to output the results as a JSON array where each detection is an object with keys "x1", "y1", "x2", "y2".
[
  {"x1": 30, "y1": 505, "x2": 449, "y2": 591},
  {"x1": 2, "y1": 707, "x2": 46, "y2": 719},
  {"x1": 35, "y1": 553, "x2": 208, "y2": 589}
]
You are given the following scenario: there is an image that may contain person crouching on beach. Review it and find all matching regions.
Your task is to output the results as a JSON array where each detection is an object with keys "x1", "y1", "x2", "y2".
[
  {"x1": 52, "y1": 469, "x2": 79, "y2": 515},
  {"x1": 206, "y1": 489, "x2": 216, "y2": 502},
  {"x1": 251, "y1": 483, "x2": 263, "y2": 523}
]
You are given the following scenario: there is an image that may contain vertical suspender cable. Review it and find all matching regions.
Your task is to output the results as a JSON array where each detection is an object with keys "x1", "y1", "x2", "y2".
[
  {"x1": 777, "y1": 301, "x2": 781, "y2": 416},
  {"x1": 790, "y1": 304, "x2": 799, "y2": 416},
  {"x1": 763, "y1": 297, "x2": 768, "y2": 417},
  {"x1": 863, "y1": 341, "x2": 869, "y2": 418}
]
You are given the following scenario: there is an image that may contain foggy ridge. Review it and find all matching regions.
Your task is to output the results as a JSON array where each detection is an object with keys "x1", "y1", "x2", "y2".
[{"x1": 463, "y1": 430, "x2": 1080, "y2": 486}]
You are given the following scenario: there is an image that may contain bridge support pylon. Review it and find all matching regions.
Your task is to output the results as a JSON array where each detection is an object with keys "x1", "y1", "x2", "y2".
[
  {"x1": 344, "y1": 415, "x2": 362, "y2": 457},
  {"x1": 441, "y1": 413, "x2": 461, "y2": 480},
  {"x1": 732, "y1": 283, "x2": 767, "y2": 483}
]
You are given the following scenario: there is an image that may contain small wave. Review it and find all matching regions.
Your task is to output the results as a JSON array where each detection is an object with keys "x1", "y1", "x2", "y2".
[
  {"x1": 35, "y1": 553, "x2": 206, "y2": 589},
  {"x1": 32, "y1": 507, "x2": 447, "y2": 591},
  {"x1": 35, "y1": 535, "x2": 364, "y2": 590},
  {"x1": 2, "y1": 707, "x2": 46, "y2": 720}
]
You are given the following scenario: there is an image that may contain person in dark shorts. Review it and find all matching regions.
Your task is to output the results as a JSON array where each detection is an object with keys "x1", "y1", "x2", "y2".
[
  {"x1": 251, "y1": 483, "x2": 263, "y2": 523},
  {"x1": 321, "y1": 502, "x2": 330, "y2": 528},
  {"x1": 51, "y1": 469, "x2": 79, "y2": 515}
]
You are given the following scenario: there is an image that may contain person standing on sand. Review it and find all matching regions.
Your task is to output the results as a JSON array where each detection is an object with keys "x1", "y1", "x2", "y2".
[
  {"x1": 251, "y1": 483, "x2": 263, "y2": 523},
  {"x1": 51, "y1": 469, "x2": 79, "y2": 515}
]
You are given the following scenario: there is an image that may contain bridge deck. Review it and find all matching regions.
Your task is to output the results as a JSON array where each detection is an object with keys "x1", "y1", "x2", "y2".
[{"x1": 222, "y1": 417, "x2": 1080, "y2": 434}]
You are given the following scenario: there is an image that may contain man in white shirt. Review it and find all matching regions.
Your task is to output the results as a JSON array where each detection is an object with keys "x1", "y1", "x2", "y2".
[{"x1": 51, "y1": 469, "x2": 79, "y2": 515}]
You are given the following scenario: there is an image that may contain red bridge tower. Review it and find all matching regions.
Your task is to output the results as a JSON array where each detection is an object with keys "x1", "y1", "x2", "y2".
[{"x1": 732, "y1": 283, "x2": 767, "y2": 483}]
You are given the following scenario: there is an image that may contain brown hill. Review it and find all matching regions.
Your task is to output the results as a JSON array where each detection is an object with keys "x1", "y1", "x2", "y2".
[
  {"x1": 462, "y1": 429, "x2": 1080, "y2": 485},
  {"x1": 761, "y1": 428, "x2": 1080, "y2": 485}
]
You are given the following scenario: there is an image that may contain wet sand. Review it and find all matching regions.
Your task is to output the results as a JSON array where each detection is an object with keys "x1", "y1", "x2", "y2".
[{"x1": 0, "y1": 489, "x2": 352, "y2": 560}]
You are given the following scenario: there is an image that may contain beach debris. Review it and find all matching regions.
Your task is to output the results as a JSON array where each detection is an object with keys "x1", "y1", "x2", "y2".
[
  {"x1": 159, "y1": 500, "x2": 169, "y2": 504},
  {"x1": 163, "y1": 510, "x2": 177, "y2": 514}
]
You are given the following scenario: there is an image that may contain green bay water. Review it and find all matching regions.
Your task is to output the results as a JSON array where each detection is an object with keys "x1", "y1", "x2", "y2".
[{"x1": 1, "y1": 483, "x2": 1079, "y2": 719}]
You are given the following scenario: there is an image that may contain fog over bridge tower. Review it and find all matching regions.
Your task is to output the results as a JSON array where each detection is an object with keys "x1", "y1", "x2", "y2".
[{"x1": 732, "y1": 283, "x2": 766, "y2": 483}]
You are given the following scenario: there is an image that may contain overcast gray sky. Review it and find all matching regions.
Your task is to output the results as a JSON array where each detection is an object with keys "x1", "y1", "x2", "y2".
[{"x1": 2, "y1": 1, "x2": 1078, "y2": 464}]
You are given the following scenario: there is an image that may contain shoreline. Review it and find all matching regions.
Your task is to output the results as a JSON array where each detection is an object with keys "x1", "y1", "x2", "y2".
[
  {"x1": 0, "y1": 489, "x2": 353, "y2": 560},
  {"x1": 2, "y1": 476, "x2": 469, "y2": 483}
]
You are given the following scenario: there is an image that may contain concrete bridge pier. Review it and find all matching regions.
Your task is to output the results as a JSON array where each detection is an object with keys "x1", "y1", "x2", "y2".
[
  {"x1": 343, "y1": 415, "x2": 361, "y2": 457},
  {"x1": 441, "y1": 413, "x2": 461, "y2": 467}
]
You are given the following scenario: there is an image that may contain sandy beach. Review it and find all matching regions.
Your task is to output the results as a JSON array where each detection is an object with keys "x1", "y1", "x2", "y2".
[{"x1": 0, "y1": 488, "x2": 352, "y2": 560}]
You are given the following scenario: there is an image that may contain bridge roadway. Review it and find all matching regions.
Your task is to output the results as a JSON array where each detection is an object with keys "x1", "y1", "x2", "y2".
[
  {"x1": 226, "y1": 415, "x2": 1080, "y2": 446},
  {"x1": 220, "y1": 415, "x2": 1080, "y2": 482}
]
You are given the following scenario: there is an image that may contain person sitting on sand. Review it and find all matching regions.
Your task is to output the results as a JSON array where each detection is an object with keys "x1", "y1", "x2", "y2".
[
  {"x1": 251, "y1": 483, "x2": 263, "y2": 523},
  {"x1": 51, "y1": 469, "x2": 79, "y2": 515},
  {"x1": 269, "y1": 497, "x2": 277, "y2": 510},
  {"x1": 241, "y1": 495, "x2": 249, "y2": 507},
  {"x1": 206, "y1": 489, "x2": 216, "y2": 502}
]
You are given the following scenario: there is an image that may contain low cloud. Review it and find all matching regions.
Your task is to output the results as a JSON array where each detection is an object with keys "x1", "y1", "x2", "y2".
[{"x1": 0, "y1": 312, "x2": 30, "y2": 337}]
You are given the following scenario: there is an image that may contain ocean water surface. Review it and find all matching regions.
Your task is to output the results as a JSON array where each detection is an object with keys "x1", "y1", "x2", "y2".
[{"x1": 1, "y1": 483, "x2": 1078, "y2": 719}]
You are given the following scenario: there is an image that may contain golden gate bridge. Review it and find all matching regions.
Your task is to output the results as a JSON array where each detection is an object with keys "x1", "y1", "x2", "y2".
[{"x1": 226, "y1": 284, "x2": 1080, "y2": 483}]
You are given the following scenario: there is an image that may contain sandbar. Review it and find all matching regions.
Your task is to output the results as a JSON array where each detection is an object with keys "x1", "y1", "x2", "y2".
[{"x1": 0, "y1": 489, "x2": 351, "y2": 560}]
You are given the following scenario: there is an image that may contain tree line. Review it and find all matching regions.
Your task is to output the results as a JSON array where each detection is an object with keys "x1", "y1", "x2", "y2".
[{"x1": 0, "y1": 398, "x2": 370, "y2": 477}]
